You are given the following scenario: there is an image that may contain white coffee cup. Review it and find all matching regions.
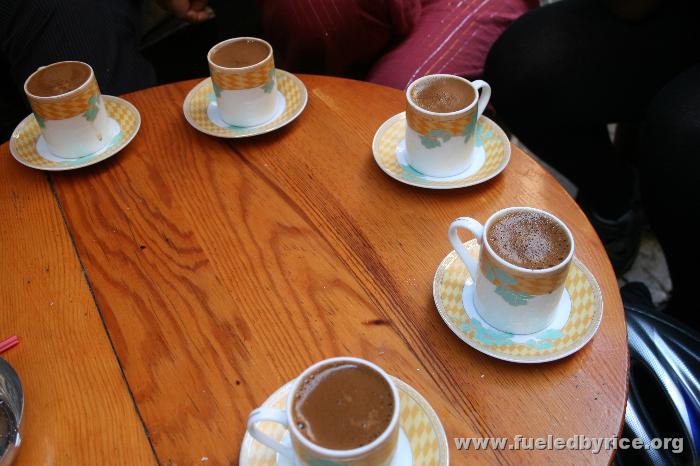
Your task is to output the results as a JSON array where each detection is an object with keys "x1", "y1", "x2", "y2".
[
  {"x1": 405, "y1": 74, "x2": 490, "y2": 177},
  {"x1": 207, "y1": 37, "x2": 277, "y2": 127},
  {"x1": 24, "y1": 61, "x2": 112, "y2": 159},
  {"x1": 448, "y1": 207, "x2": 575, "y2": 334},
  {"x1": 247, "y1": 357, "x2": 400, "y2": 466}
]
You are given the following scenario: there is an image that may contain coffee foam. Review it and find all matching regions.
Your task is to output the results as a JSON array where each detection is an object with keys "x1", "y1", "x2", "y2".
[
  {"x1": 211, "y1": 39, "x2": 269, "y2": 68},
  {"x1": 487, "y1": 210, "x2": 570, "y2": 270},
  {"x1": 410, "y1": 76, "x2": 474, "y2": 113},
  {"x1": 26, "y1": 62, "x2": 90, "y2": 97}
]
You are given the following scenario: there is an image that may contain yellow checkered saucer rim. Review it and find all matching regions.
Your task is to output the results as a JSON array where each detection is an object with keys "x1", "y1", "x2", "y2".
[
  {"x1": 182, "y1": 69, "x2": 308, "y2": 138},
  {"x1": 9, "y1": 95, "x2": 140, "y2": 171},
  {"x1": 433, "y1": 239, "x2": 603, "y2": 363},
  {"x1": 371, "y1": 112, "x2": 510, "y2": 189},
  {"x1": 239, "y1": 376, "x2": 449, "y2": 466}
]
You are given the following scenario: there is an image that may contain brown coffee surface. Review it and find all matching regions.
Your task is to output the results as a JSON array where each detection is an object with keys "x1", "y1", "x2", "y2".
[
  {"x1": 488, "y1": 210, "x2": 571, "y2": 269},
  {"x1": 410, "y1": 76, "x2": 474, "y2": 113},
  {"x1": 26, "y1": 62, "x2": 90, "y2": 97},
  {"x1": 211, "y1": 39, "x2": 269, "y2": 68},
  {"x1": 292, "y1": 362, "x2": 394, "y2": 450}
]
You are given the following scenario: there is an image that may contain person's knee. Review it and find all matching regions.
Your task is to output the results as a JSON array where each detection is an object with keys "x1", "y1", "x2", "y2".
[
  {"x1": 639, "y1": 67, "x2": 700, "y2": 226},
  {"x1": 485, "y1": 2, "x2": 591, "y2": 112},
  {"x1": 484, "y1": 16, "x2": 561, "y2": 110},
  {"x1": 641, "y1": 69, "x2": 700, "y2": 170},
  {"x1": 484, "y1": 17, "x2": 532, "y2": 83}
]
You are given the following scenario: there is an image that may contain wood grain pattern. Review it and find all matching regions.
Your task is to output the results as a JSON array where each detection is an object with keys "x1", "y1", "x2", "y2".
[
  {"x1": 47, "y1": 75, "x2": 627, "y2": 465},
  {"x1": 0, "y1": 148, "x2": 156, "y2": 464}
]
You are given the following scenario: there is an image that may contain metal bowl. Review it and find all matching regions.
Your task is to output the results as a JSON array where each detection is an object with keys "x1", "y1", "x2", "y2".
[{"x1": 0, "y1": 358, "x2": 22, "y2": 466}]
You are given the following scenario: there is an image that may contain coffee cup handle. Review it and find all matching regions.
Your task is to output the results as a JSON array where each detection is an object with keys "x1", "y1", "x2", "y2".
[
  {"x1": 471, "y1": 80, "x2": 491, "y2": 119},
  {"x1": 247, "y1": 407, "x2": 295, "y2": 460},
  {"x1": 448, "y1": 217, "x2": 484, "y2": 281}
]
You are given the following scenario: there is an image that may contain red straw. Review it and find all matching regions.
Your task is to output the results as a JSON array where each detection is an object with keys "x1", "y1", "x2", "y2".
[{"x1": 0, "y1": 335, "x2": 19, "y2": 354}]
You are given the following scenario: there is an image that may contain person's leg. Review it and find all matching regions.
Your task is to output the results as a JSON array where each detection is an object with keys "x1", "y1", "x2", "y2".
[
  {"x1": 0, "y1": 55, "x2": 26, "y2": 142},
  {"x1": 257, "y1": 0, "x2": 420, "y2": 78},
  {"x1": 483, "y1": 0, "x2": 700, "y2": 272},
  {"x1": 0, "y1": 0, "x2": 156, "y2": 140},
  {"x1": 367, "y1": 0, "x2": 537, "y2": 89},
  {"x1": 639, "y1": 64, "x2": 700, "y2": 329},
  {"x1": 485, "y1": 0, "x2": 698, "y2": 208}
]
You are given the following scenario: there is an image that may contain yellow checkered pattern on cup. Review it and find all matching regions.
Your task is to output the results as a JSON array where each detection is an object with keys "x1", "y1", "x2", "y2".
[
  {"x1": 406, "y1": 104, "x2": 474, "y2": 138},
  {"x1": 374, "y1": 114, "x2": 509, "y2": 188},
  {"x1": 434, "y1": 240, "x2": 603, "y2": 362},
  {"x1": 241, "y1": 377, "x2": 448, "y2": 466},
  {"x1": 210, "y1": 60, "x2": 274, "y2": 90},
  {"x1": 10, "y1": 96, "x2": 139, "y2": 170},
  {"x1": 29, "y1": 79, "x2": 100, "y2": 120},
  {"x1": 183, "y1": 70, "x2": 306, "y2": 138},
  {"x1": 479, "y1": 250, "x2": 568, "y2": 296}
]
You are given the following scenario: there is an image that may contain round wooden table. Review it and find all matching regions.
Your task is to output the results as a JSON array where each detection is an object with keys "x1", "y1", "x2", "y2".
[{"x1": 0, "y1": 76, "x2": 628, "y2": 465}]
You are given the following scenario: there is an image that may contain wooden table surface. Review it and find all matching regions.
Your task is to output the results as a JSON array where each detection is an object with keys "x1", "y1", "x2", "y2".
[{"x1": 0, "y1": 75, "x2": 628, "y2": 465}]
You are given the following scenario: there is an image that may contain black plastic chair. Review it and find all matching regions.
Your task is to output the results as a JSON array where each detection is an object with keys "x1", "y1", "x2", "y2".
[{"x1": 614, "y1": 284, "x2": 700, "y2": 465}]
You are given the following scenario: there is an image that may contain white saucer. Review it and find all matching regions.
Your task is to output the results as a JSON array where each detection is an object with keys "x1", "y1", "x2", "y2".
[
  {"x1": 434, "y1": 239, "x2": 604, "y2": 363},
  {"x1": 372, "y1": 113, "x2": 510, "y2": 189},
  {"x1": 240, "y1": 376, "x2": 448, "y2": 466},
  {"x1": 9, "y1": 95, "x2": 140, "y2": 171},
  {"x1": 462, "y1": 277, "x2": 573, "y2": 346},
  {"x1": 183, "y1": 70, "x2": 307, "y2": 138}
]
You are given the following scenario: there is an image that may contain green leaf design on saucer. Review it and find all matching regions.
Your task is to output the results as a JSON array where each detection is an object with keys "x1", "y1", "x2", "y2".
[
  {"x1": 460, "y1": 320, "x2": 564, "y2": 349},
  {"x1": 83, "y1": 94, "x2": 100, "y2": 122},
  {"x1": 263, "y1": 68, "x2": 276, "y2": 94},
  {"x1": 537, "y1": 329, "x2": 565, "y2": 340},
  {"x1": 521, "y1": 339, "x2": 554, "y2": 350},
  {"x1": 461, "y1": 320, "x2": 514, "y2": 346}
]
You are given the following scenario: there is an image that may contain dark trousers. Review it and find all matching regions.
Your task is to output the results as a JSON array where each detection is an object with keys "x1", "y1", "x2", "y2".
[
  {"x1": 0, "y1": 0, "x2": 156, "y2": 141},
  {"x1": 484, "y1": 0, "x2": 700, "y2": 326}
]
